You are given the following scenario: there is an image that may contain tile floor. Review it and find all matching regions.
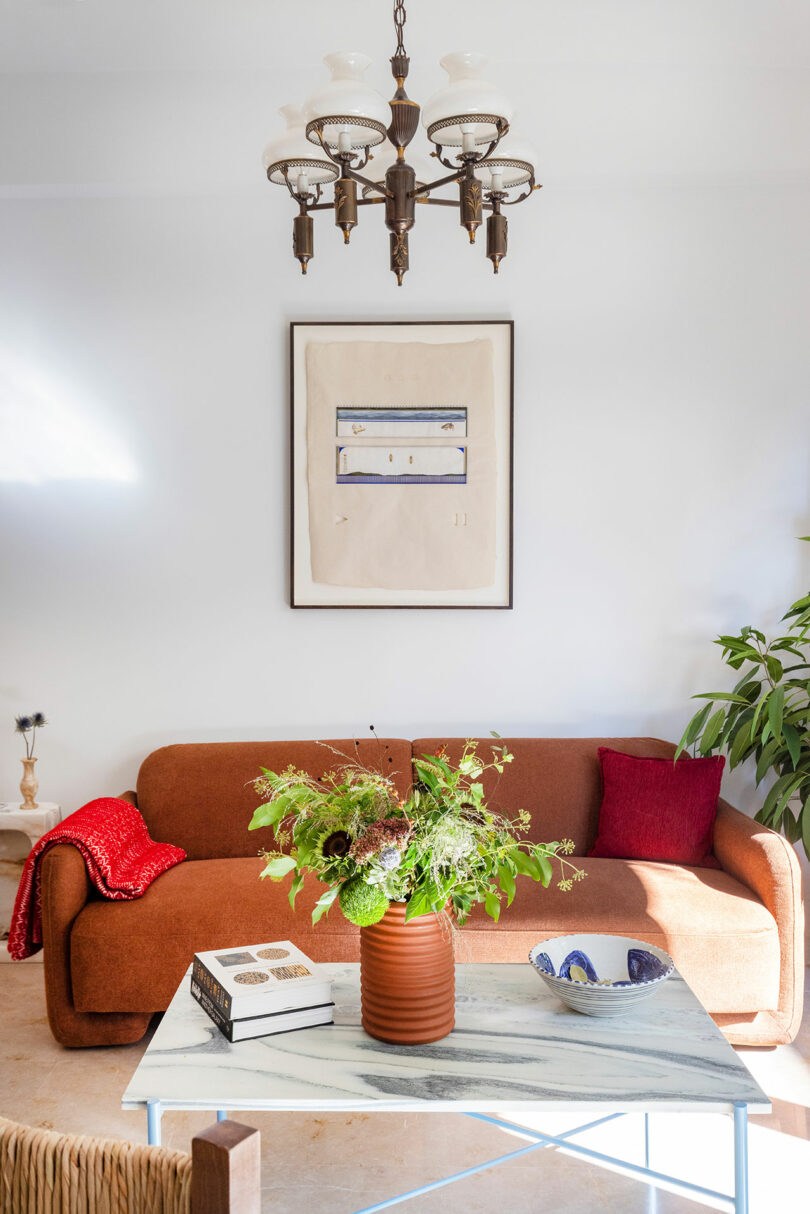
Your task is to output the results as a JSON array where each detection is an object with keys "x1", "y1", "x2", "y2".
[{"x1": 1, "y1": 965, "x2": 808, "y2": 1212}]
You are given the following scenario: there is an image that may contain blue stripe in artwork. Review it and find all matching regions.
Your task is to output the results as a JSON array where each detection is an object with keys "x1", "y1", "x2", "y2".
[
  {"x1": 337, "y1": 409, "x2": 466, "y2": 422},
  {"x1": 336, "y1": 474, "x2": 467, "y2": 485}
]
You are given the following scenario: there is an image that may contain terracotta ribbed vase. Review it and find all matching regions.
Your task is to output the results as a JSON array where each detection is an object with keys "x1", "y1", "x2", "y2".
[{"x1": 360, "y1": 901, "x2": 455, "y2": 1045}]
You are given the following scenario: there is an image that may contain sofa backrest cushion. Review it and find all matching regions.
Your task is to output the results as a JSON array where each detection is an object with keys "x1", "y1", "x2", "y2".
[
  {"x1": 412, "y1": 737, "x2": 677, "y2": 854},
  {"x1": 136, "y1": 739, "x2": 413, "y2": 860}
]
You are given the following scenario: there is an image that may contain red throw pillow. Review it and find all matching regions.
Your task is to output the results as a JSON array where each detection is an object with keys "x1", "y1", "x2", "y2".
[{"x1": 588, "y1": 747, "x2": 724, "y2": 868}]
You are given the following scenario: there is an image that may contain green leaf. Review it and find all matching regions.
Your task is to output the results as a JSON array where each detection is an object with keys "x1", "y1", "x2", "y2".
[
  {"x1": 755, "y1": 737, "x2": 780, "y2": 785},
  {"x1": 311, "y1": 884, "x2": 339, "y2": 926},
  {"x1": 783, "y1": 722, "x2": 802, "y2": 770},
  {"x1": 248, "y1": 801, "x2": 286, "y2": 831},
  {"x1": 765, "y1": 655, "x2": 784, "y2": 683},
  {"x1": 288, "y1": 871, "x2": 305, "y2": 909},
  {"x1": 781, "y1": 807, "x2": 801, "y2": 844},
  {"x1": 802, "y1": 793, "x2": 810, "y2": 861},
  {"x1": 760, "y1": 771, "x2": 803, "y2": 823},
  {"x1": 532, "y1": 850, "x2": 553, "y2": 886},
  {"x1": 484, "y1": 889, "x2": 501, "y2": 922},
  {"x1": 770, "y1": 639, "x2": 808, "y2": 658},
  {"x1": 767, "y1": 685, "x2": 785, "y2": 741},
  {"x1": 405, "y1": 886, "x2": 435, "y2": 921},
  {"x1": 734, "y1": 679, "x2": 762, "y2": 701},
  {"x1": 692, "y1": 692, "x2": 751, "y2": 704},
  {"x1": 728, "y1": 709, "x2": 755, "y2": 768},
  {"x1": 675, "y1": 703, "x2": 712, "y2": 758},
  {"x1": 748, "y1": 693, "x2": 768, "y2": 745},
  {"x1": 699, "y1": 708, "x2": 726, "y2": 755},
  {"x1": 512, "y1": 849, "x2": 541, "y2": 880},
  {"x1": 261, "y1": 854, "x2": 297, "y2": 881},
  {"x1": 423, "y1": 753, "x2": 452, "y2": 778},
  {"x1": 773, "y1": 774, "x2": 807, "y2": 828},
  {"x1": 497, "y1": 864, "x2": 516, "y2": 906}
]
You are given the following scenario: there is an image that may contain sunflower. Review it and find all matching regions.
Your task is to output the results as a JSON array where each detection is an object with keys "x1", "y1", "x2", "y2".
[{"x1": 319, "y1": 830, "x2": 352, "y2": 860}]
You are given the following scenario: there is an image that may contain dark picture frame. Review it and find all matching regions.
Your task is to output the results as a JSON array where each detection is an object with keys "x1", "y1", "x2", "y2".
[{"x1": 290, "y1": 320, "x2": 514, "y2": 608}]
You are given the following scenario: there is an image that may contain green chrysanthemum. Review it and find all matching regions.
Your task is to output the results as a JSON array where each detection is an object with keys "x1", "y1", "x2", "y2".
[{"x1": 338, "y1": 877, "x2": 389, "y2": 926}]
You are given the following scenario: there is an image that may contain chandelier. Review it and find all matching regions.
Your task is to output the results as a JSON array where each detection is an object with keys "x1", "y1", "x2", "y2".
[{"x1": 261, "y1": 1, "x2": 540, "y2": 285}]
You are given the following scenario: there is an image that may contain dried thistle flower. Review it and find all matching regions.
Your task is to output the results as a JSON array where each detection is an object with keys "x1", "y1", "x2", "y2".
[{"x1": 15, "y1": 712, "x2": 47, "y2": 758}]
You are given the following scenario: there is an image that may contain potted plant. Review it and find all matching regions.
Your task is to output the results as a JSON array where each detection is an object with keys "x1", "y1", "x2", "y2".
[
  {"x1": 676, "y1": 544, "x2": 810, "y2": 858},
  {"x1": 249, "y1": 736, "x2": 584, "y2": 1044}
]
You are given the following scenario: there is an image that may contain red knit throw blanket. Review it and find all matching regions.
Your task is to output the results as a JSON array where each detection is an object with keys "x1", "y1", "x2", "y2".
[{"x1": 7, "y1": 797, "x2": 186, "y2": 961}]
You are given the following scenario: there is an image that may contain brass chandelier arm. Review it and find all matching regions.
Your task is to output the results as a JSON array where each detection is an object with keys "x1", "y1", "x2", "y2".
[
  {"x1": 339, "y1": 164, "x2": 392, "y2": 198},
  {"x1": 308, "y1": 124, "x2": 378, "y2": 177},
  {"x1": 417, "y1": 196, "x2": 493, "y2": 211},
  {"x1": 431, "y1": 122, "x2": 509, "y2": 172},
  {"x1": 408, "y1": 167, "x2": 468, "y2": 198},
  {"x1": 499, "y1": 179, "x2": 542, "y2": 206},
  {"x1": 306, "y1": 196, "x2": 385, "y2": 211},
  {"x1": 281, "y1": 167, "x2": 322, "y2": 207}
]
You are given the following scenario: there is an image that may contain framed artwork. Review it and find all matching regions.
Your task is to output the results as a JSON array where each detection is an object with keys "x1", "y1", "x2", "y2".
[{"x1": 290, "y1": 320, "x2": 514, "y2": 608}]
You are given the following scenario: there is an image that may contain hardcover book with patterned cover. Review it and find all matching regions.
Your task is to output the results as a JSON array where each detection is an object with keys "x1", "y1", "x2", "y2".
[
  {"x1": 191, "y1": 940, "x2": 332, "y2": 1019},
  {"x1": 190, "y1": 979, "x2": 334, "y2": 1042}
]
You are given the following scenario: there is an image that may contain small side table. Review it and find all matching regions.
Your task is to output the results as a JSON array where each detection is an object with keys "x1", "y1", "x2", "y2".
[{"x1": 0, "y1": 801, "x2": 62, "y2": 962}]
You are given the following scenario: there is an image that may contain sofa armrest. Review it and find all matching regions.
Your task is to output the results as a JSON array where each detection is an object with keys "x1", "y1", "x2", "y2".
[
  {"x1": 713, "y1": 797, "x2": 805, "y2": 1042},
  {"x1": 40, "y1": 843, "x2": 151, "y2": 1047}
]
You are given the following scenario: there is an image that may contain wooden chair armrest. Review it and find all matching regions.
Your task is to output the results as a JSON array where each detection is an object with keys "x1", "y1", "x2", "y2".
[{"x1": 192, "y1": 1120, "x2": 260, "y2": 1214}]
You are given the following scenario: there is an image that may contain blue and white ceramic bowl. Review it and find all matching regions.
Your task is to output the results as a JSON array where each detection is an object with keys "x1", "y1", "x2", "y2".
[{"x1": 528, "y1": 934, "x2": 674, "y2": 1017}]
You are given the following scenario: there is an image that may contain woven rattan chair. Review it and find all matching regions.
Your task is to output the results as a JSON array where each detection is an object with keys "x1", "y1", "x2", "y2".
[{"x1": 0, "y1": 1115, "x2": 260, "y2": 1213}]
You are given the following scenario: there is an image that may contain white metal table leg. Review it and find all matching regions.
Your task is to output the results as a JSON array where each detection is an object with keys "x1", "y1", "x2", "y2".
[
  {"x1": 733, "y1": 1103, "x2": 749, "y2": 1214},
  {"x1": 146, "y1": 1099, "x2": 162, "y2": 1146},
  {"x1": 644, "y1": 1113, "x2": 658, "y2": 1212}
]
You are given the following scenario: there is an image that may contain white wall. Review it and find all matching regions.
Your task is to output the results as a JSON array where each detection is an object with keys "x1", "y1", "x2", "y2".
[{"x1": 1, "y1": 1, "x2": 809, "y2": 824}]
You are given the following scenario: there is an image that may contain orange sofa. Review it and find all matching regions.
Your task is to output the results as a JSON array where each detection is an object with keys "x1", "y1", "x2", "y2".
[{"x1": 39, "y1": 737, "x2": 804, "y2": 1048}]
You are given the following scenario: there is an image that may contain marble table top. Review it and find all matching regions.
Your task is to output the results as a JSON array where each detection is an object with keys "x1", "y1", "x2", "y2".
[{"x1": 121, "y1": 963, "x2": 770, "y2": 1117}]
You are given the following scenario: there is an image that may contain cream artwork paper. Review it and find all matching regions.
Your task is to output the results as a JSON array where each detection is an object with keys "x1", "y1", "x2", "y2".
[{"x1": 306, "y1": 339, "x2": 495, "y2": 591}]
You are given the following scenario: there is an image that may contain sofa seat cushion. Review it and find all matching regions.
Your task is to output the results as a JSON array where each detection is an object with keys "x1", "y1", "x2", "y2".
[
  {"x1": 70, "y1": 858, "x2": 360, "y2": 1013},
  {"x1": 458, "y1": 858, "x2": 780, "y2": 1014},
  {"x1": 70, "y1": 856, "x2": 781, "y2": 1019}
]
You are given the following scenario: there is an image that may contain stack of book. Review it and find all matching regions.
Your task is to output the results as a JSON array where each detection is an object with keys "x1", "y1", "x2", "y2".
[{"x1": 191, "y1": 939, "x2": 334, "y2": 1042}]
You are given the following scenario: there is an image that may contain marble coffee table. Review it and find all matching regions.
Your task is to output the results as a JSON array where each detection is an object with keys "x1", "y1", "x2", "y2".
[{"x1": 122, "y1": 962, "x2": 768, "y2": 1213}]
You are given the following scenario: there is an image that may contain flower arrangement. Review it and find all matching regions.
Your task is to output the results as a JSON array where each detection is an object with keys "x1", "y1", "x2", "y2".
[
  {"x1": 249, "y1": 735, "x2": 585, "y2": 927},
  {"x1": 15, "y1": 712, "x2": 47, "y2": 759}
]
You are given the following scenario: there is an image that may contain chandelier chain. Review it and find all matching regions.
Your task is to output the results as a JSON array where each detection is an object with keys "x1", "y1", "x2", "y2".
[{"x1": 393, "y1": 0, "x2": 407, "y2": 58}]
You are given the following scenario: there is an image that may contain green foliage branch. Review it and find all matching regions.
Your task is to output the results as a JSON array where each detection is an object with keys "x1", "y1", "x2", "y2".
[{"x1": 676, "y1": 540, "x2": 810, "y2": 858}]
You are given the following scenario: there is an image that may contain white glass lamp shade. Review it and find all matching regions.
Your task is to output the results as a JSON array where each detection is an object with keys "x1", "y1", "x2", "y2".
[
  {"x1": 262, "y1": 104, "x2": 339, "y2": 187},
  {"x1": 474, "y1": 127, "x2": 538, "y2": 190},
  {"x1": 304, "y1": 52, "x2": 389, "y2": 150},
  {"x1": 422, "y1": 52, "x2": 513, "y2": 147},
  {"x1": 361, "y1": 149, "x2": 437, "y2": 197}
]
